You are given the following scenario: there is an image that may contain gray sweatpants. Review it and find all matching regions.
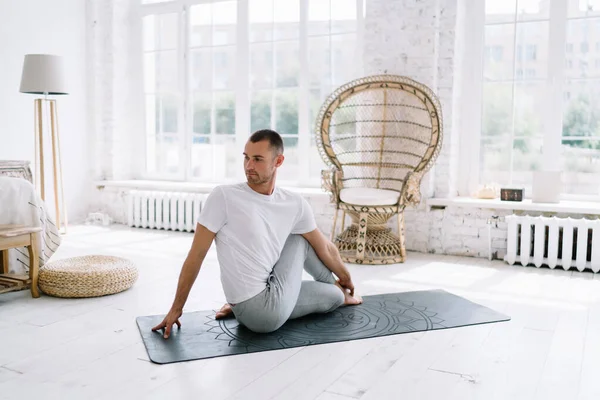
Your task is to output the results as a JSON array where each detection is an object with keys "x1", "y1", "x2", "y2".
[{"x1": 230, "y1": 235, "x2": 345, "y2": 333}]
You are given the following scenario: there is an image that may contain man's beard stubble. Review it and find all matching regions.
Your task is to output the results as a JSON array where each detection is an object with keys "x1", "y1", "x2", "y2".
[{"x1": 246, "y1": 171, "x2": 273, "y2": 185}]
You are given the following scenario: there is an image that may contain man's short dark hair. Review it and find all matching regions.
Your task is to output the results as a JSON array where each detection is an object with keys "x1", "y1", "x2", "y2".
[{"x1": 249, "y1": 129, "x2": 284, "y2": 155}]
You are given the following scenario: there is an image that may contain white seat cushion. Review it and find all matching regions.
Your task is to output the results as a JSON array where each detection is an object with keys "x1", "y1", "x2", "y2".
[{"x1": 339, "y1": 187, "x2": 400, "y2": 206}]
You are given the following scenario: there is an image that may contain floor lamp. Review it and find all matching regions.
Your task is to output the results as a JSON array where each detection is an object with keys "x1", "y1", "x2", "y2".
[{"x1": 19, "y1": 54, "x2": 69, "y2": 234}]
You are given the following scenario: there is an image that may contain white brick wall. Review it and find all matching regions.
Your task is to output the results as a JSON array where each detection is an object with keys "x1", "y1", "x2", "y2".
[
  {"x1": 89, "y1": 0, "x2": 142, "y2": 182},
  {"x1": 364, "y1": 0, "x2": 458, "y2": 199},
  {"x1": 96, "y1": 185, "x2": 600, "y2": 263},
  {"x1": 107, "y1": 188, "x2": 506, "y2": 260}
]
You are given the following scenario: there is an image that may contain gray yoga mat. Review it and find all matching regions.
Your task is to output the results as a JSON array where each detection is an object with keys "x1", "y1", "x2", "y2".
[{"x1": 136, "y1": 289, "x2": 510, "y2": 364}]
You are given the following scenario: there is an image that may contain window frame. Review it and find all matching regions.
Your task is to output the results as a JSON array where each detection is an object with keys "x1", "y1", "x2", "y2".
[
  {"x1": 460, "y1": 0, "x2": 600, "y2": 201},
  {"x1": 138, "y1": 0, "x2": 364, "y2": 187}
]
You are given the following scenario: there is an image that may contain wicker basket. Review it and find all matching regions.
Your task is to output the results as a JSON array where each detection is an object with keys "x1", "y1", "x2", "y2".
[{"x1": 39, "y1": 255, "x2": 138, "y2": 298}]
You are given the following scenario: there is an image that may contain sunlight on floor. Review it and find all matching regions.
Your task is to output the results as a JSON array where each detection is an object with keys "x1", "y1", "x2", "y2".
[
  {"x1": 363, "y1": 258, "x2": 599, "y2": 311},
  {"x1": 389, "y1": 261, "x2": 500, "y2": 288},
  {"x1": 489, "y1": 272, "x2": 600, "y2": 304}
]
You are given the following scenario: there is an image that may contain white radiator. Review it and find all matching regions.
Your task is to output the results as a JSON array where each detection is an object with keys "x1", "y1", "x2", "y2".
[
  {"x1": 504, "y1": 215, "x2": 600, "y2": 273},
  {"x1": 127, "y1": 190, "x2": 206, "y2": 233}
]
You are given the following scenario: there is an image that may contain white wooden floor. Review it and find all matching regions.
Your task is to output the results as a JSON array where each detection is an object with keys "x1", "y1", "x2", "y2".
[{"x1": 1, "y1": 224, "x2": 600, "y2": 400}]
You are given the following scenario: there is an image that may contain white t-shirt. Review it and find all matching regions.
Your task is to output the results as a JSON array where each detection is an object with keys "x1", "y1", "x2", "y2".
[{"x1": 196, "y1": 182, "x2": 317, "y2": 304}]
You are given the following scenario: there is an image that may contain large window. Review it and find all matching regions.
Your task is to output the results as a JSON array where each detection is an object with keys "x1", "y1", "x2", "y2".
[
  {"x1": 141, "y1": 0, "x2": 364, "y2": 185},
  {"x1": 469, "y1": 0, "x2": 600, "y2": 199}
]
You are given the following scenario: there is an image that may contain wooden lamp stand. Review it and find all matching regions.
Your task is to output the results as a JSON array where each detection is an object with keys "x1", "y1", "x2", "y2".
[
  {"x1": 33, "y1": 98, "x2": 68, "y2": 233},
  {"x1": 21, "y1": 54, "x2": 69, "y2": 234}
]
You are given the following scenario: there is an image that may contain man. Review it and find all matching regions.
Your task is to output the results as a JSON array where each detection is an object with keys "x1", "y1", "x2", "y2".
[{"x1": 152, "y1": 129, "x2": 362, "y2": 338}]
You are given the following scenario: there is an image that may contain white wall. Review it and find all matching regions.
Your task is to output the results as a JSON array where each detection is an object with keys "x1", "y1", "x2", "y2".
[
  {"x1": 88, "y1": 0, "x2": 144, "y2": 183},
  {"x1": 0, "y1": 0, "x2": 90, "y2": 223}
]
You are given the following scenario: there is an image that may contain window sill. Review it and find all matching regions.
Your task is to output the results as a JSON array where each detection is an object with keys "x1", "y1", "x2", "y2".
[
  {"x1": 427, "y1": 197, "x2": 600, "y2": 215},
  {"x1": 95, "y1": 180, "x2": 328, "y2": 198}
]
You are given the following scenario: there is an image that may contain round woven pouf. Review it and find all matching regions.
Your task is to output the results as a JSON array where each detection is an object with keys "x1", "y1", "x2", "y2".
[{"x1": 39, "y1": 255, "x2": 138, "y2": 298}]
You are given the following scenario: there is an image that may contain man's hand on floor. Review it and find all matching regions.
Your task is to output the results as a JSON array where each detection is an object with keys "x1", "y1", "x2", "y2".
[{"x1": 151, "y1": 308, "x2": 183, "y2": 339}]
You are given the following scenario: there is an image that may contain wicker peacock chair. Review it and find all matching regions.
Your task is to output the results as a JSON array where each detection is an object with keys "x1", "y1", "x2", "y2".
[{"x1": 315, "y1": 75, "x2": 443, "y2": 264}]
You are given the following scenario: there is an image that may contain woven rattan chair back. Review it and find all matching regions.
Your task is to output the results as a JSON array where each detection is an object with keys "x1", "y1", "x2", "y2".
[{"x1": 315, "y1": 75, "x2": 443, "y2": 196}]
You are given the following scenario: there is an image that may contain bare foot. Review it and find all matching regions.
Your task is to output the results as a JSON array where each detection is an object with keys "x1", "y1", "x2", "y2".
[
  {"x1": 335, "y1": 281, "x2": 363, "y2": 306},
  {"x1": 215, "y1": 303, "x2": 233, "y2": 319},
  {"x1": 343, "y1": 291, "x2": 363, "y2": 305}
]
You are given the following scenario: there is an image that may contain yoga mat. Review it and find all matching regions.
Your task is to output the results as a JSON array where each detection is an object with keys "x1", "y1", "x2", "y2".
[{"x1": 136, "y1": 289, "x2": 510, "y2": 364}]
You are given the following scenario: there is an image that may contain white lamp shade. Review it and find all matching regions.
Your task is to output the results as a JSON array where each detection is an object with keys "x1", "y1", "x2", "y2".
[{"x1": 19, "y1": 54, "x2": 68, "y2": 95}]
